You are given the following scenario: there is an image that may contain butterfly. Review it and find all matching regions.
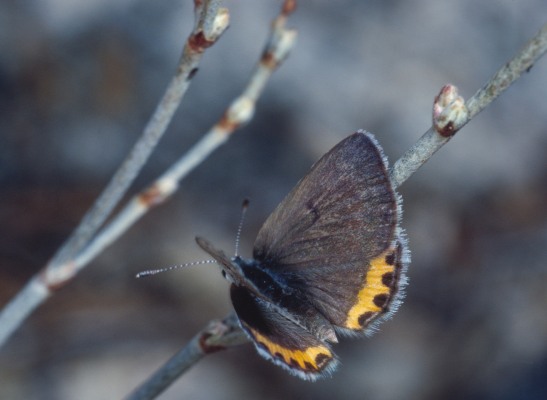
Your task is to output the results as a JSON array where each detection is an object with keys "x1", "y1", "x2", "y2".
[{"x1": 196, "y1": 130, "x2": 409, "y2": 381}]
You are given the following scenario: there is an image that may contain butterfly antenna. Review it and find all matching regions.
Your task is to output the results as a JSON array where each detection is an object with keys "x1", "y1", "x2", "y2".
[
  {"x1": 136, "y1": 259, "x2": 216, "y2": 278},
  {"x1": 234, "y1": 198, "x2": 250, "y2": 257}
]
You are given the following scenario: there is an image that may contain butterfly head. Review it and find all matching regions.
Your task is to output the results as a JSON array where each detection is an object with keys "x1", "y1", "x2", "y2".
[{"x1": 195, "y1": 236, "x2": 249, "y2": 286}]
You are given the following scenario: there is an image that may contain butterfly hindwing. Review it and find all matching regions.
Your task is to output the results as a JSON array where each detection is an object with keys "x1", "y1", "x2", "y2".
[
  {"x1": 252, "y1": 131, "x2": 408, "y2": 334},
  {"x1": 230, "y1": 284, "x2": 339, "y2": 381}
]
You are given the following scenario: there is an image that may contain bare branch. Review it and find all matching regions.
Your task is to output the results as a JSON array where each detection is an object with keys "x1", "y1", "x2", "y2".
[
  {"x1": 389, "y1": 22, "x2": 547, "y2": 189},
  {"x1": 125, "y1": 313, "x2": 247, "y2": 400},
  {"x1": 75, "y1": 1, "x2": 297, "y2": 276},
  {"x1": 0, "y1": 0, "x2": 229, "y2": 348}
]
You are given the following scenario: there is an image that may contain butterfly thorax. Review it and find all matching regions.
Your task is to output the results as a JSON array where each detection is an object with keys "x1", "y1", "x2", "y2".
[{"x1": 195, "y1": 237, "x2": 337, "y2": 343}]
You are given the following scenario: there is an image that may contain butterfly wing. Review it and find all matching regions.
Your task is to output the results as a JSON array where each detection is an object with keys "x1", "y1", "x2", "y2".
[
  {"x1": 253, "y1": 131, "x2": 408, "y2": 334},
  {"x1": 230, "y1": 284, "x2": 338, "y2": 381}
]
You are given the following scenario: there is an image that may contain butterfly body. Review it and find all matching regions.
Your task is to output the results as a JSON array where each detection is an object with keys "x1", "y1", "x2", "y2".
[
  {"x1": 195, "y1": 239, "x2": 339, "y2": 344},
  {"x1": 197, "y1": 130, "x2": 409, "y2": 380}
]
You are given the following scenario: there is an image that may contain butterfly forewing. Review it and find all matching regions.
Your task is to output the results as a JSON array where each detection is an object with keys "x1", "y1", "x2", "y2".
[{"x1": 252, "y1": 131, "x2": 404, "y2": 332}]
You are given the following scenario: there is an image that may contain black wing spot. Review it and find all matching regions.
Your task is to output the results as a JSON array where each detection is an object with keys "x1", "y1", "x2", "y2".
[
  {"x1": 358, "y1": 311, "x2": 374, "y2": 326},
  {"x1": 385, "y1": 252, "x2": 396, "y2": 265},
  {"x1": 382, "y1": 272, "x2": 394, "y2": 288},
  {"x1": 315, "y1": 353, "x2": 331, "y2": 369},
  {"x1": 304, "y1": 361, "x2": 315, "y2": 371},
  {"x1": 289, "y1": 358, "x2": 300, "y2": 368},
  {"x1": 373, "y1": 293, "x2": 389, "y2": 308}
]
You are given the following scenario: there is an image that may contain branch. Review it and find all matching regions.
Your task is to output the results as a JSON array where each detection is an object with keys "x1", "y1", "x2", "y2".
[
  {"x1": 75, "y1": 1, "x2": 296, "y2": 272},
  {"x1": 126, "y1": 20, "x2": 547, "y2": 399},
  {"x1": 125, "y1": 313, "x2": 248, "y2": 400},
  {"x1": 389, "y1": 22, "x2": 547, "y2": 188},
  {"x1": 0, "y1": 0, "x2": 229, "y2": 348}
]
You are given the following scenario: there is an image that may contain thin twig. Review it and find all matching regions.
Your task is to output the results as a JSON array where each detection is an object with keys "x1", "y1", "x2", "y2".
[
  {"x1": 76, "y1": 1, "x2": 297, "y2": 271},
  {"x1": 389, "y1": 22, "x2": 547, "y2": 188},
  {"x1": 126, "y1": 20, "x2": 547, "y2": 399},
  {"x1": 125, "y1": 313, "x2": 247, "y2": 400},
  {"x1": 0, "y1": 0, "x2": 229, "y2": 348}
]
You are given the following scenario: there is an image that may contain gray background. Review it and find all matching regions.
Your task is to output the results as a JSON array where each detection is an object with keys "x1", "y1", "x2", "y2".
[{"x1": 1, "y1": 1, "x2": 546, "y2": 399}]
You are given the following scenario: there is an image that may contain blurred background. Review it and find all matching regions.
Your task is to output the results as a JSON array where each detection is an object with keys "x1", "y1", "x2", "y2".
[{"x1": 1, "y1": 1, "x2": 546, "y2": 399}]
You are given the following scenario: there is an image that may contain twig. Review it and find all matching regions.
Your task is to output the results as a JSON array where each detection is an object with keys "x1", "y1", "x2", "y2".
[
  {"x1": 125, "y1": 313, "x2": 248, "y2": 400},
  {"x1": 389, "y1": 22, "x2": 547, "y2": 188},
  {"x1": 126, "y1": 20, "x2": 547, "y2": 399},
  {"x1": 0, "y1": 0, "x2": 229, "y2": 347},
  {"x1": 76, "y1": 1, "x2": 297, "y2": 270}
]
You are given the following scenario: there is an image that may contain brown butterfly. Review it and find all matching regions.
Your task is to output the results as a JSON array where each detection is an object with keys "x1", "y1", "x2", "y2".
[{"x1": 197, "y1": 130, "x2": 409, "y2": 380}]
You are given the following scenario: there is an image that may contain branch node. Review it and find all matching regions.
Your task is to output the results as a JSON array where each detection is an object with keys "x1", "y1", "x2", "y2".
[
  {"x1": 187, "y1": 31, "x2": 215, "y2": 53},
  {"x1": 282, "y1": 0, "x2": 297, "y2": 16},
  {"x1": 41, "y1": 261, "x2": 77, "y2": 291},
  {"x1": 199, "y1": 315, "x2": 248, "y2": 354},
  {"x1": 433, "y1": 84, "x2": 469, "y2": 137},
  {"x1": 199, "y1": 320, "x2": 230, "y2": 354},
  {"x1": 210, "y1": 8, "x2": 230, "y2": 39},
  {"x1": 261, "y1": 29, "x2": 297, "y2": 69},
  {"x1": 220, "y1": 96, "x2": 255, "y2": 131},
  {"x1": 188, "y1": 5, "x2": 230, "y2": 53},
  {"x1": 138, "y1": 179, "x2": 177, "y2": 207}
]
